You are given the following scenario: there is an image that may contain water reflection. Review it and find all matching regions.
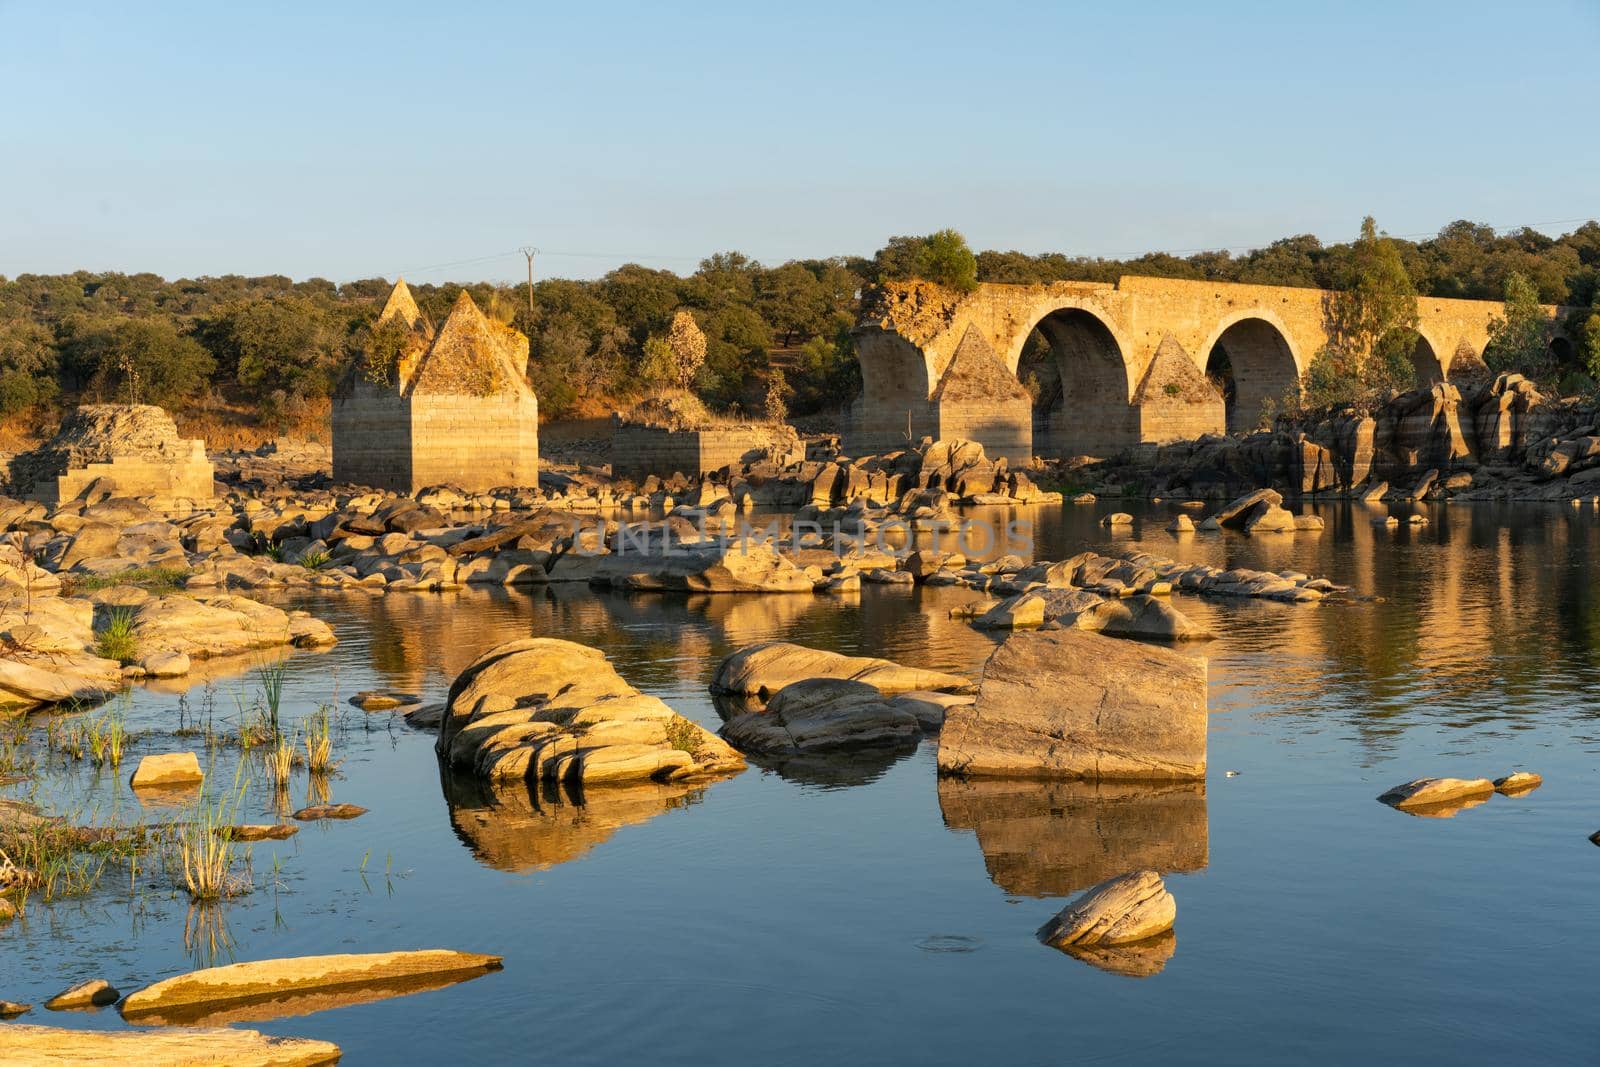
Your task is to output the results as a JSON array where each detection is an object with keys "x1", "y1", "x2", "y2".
[
  {"x1": 937, "y1": 778, "x2": 1208, "y2": 897},
  {"x1": 441, "y1": 769, "x2": 709, "y2": 873},
  {"x1": 1046, "y1": 929, "x2": 1178, "y2": 979}
]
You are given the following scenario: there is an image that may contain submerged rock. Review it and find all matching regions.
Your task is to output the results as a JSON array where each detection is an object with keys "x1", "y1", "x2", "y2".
[
  {"x1": 0, "y1": 1023, "x2": 338, "y2": 1065},
  {"x1": 1492, "y1": 771, "x2": 1542, "y2": 795},
  {"x1": 120, "y1": 950, "x2": 502, "y2": 1026},
  {"x1": 222, "y1": 824, "x2": 299, "y2": 842},
  {"x1": 1377, "y1": 777, "x2": 1495, "y2": 814},
  {"x1": 437, "y1": 639, "x2": 745, "y2": 786},
  {"x1": 1036, "y1": 870, "x2": 1176, "y2": 947},
  {"x1": 291, "y1": 804, "x2": 366, "y2": 822},
  {"x1": 44, "y1": 978, "x2": 120, "y2": 1010},
  {"x1": 939, "y1": 630, "x2": 1207, "y2": 781},
  {"x1": 711, "y1": 641, "x2": 972, "y2": 702}
]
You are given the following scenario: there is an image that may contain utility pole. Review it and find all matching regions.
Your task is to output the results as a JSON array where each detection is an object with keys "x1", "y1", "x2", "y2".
[{"x1": 519, "y1": 246, "x2": 539, "y2": 317}]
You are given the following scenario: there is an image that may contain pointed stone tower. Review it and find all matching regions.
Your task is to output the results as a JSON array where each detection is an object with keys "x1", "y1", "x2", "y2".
[
  {"x1": 929, "y1": 325, "x2": 1032, "y2": 462},
  {"x1": 1132, "y1": 335, "x2": 1226, "y2": 442},
  {"x1": 332, "y1": 282, "x2": 539, "y2": 493}
]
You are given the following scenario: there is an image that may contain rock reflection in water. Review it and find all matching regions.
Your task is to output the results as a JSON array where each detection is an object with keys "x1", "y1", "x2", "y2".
[
  {"x1": 120, "y1": 968, "x2": 496, "y2": 1027},
  {"x1": 1051, "y1": 929, "x2": 1178, "y2": 978},
  {"x1": 937, "y1": 777, "x2": 1208, "y2": 897},
  {"x1": 441, "y1": 768, "x2": 708, "y2": 873}
]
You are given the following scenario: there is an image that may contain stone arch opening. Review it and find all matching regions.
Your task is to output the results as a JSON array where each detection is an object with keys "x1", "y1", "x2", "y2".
[
  {"x1": 850, "y1": 331, "x2": 934, "y2": 454},
  {"x1": 1203, "y1": 317, "x2": 1298, "y2": 432},
  {"x1": 1375, "y1": 329, "x2": 1444, "y2": 388},
  {"x1": 1026, "y1": 307, "x2": 1135, "y2": 457},
  {"x1": 1408, "y1": 334, "x2": 1445, "y2": 386},
  {"x1": 1550, "y1": 334, "x2": 1576, "y2": 369}
]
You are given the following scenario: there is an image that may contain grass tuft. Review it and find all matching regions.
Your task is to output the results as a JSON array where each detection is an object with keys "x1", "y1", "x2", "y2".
[{"x1": 95, "y1": 606, "x2": 140, "y2": 664}]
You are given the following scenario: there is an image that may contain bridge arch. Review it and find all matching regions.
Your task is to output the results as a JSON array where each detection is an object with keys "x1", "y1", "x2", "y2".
[
  {"x1": 853, "y1": 331, "x2": 935, "y2": 451},
  {"x1": 1199, "y1": 311, "x2": 1301, "y2": 432},
  {"x1": 1377, "y1": 327, "x2": 1446, "y2": 387},
  {"x1": 1009, "y1": 301, "x2": 1138, "y2": 456}
]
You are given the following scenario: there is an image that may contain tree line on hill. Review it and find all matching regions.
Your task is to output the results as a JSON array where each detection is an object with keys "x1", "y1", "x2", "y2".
[{"x1": 0, "y1": 218, "x2": 1595, "y2": 434}]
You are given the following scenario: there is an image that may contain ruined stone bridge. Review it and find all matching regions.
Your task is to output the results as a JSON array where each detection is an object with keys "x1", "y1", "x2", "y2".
[{"x1": 845, "y1": 276, "x2": 1571, "y2": 462}]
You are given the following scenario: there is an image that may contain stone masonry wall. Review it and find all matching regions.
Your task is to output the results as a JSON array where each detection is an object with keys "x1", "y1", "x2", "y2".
[
  {"x1": 611, "y1": 423, "x2": 799, "y2": 480},
  {"x1": 332, "y1": 387, "x2": 413, "y2": 491},
  {"x1": 408, "y1": 393, "x2": 539, "y2": 492},
  {"x1": 332, "y1": 388, "x2": 539, "y2": 493}
]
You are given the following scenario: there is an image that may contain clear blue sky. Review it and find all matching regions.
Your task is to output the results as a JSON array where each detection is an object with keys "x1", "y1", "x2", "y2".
[{"x1": 2, "y1": 0, "x2": 1595, "y2": 283}]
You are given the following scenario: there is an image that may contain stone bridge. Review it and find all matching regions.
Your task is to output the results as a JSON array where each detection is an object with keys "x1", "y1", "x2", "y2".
[{"x1": 845, "y1": 276, "x2": 1571, "y2": 461}]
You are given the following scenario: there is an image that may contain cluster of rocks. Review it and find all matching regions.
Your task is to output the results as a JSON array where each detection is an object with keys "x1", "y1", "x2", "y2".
[
  {"x1": 1378, "y1": 771, "x2": 1543, "y2": 818},
  {"x1": 711, "y1": 641, "x2": 974, "y2": 755},
  {"x1": 1099, "y1": 373, "x2": 1600, "y2": 503},
  {"x1": 0, "y1": 527, "x2": 333, "y2": 708}
]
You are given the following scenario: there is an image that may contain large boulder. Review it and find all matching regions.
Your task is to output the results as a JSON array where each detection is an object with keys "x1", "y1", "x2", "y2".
[
  {"x1": 711, "y1": 641, "x2": 972, "y2": 702},
  {"x1": 938, "y1": 629, "x2": 1206, "y2": 780},
  {"x1": 436, "y1": 638, "x2": 746, "y2": 786}
]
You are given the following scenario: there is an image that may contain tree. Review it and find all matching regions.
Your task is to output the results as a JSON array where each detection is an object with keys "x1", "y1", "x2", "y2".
[
  {"x1": 666, "y1": 309, "x2": 707, "y2": 389},
  {"x1": 1484, "y1": 270, "x2": 1553, "y2": 379},
  {"x1": 1305, "y1": 217, "x2": 1420, "y2": 412},
  {"x1": 204, "y1": 297, "x2": 336, "y2": 401},
  {"x1": 757, "y1": 262, "x2": 826, "y2": 344},
  {"x1": 0, "y1": 320, "x2": 59, "y2": 415},
  {"x1": 873, "y1": 229, "x2": 979, "y2": 291},
  {"x1": 638, "y1": 335, "x2": 677, "y2": 389},
  {"x1": 92, "y1": 318, "x2": 214, "y2": 406}
]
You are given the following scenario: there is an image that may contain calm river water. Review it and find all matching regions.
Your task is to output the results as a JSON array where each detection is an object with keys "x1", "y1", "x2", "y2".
[{"x1": 3, "y1": 499, "x2": 1598, "y2": 1063}]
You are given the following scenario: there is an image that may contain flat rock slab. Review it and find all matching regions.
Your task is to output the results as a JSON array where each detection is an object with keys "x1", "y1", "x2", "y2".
[
  {"x1": 0, "y1": 1023, "x2": 339, "y2": 1066},
  {"x1": 120, "y1": 949, "x2": 503, "y2": 1026},
  {"x1": 1378, "y1": 777, "x2": 1495, "y2": 812},
  {"x1": 291, "y1": 804, "x2": 366, "y2": 822},
  {"x1": 1037, "y1": 869, "x2": 1177, "y2": 947},
  {"x1": 939, "y1": 629, "x2": 1207, "y2": 781}
]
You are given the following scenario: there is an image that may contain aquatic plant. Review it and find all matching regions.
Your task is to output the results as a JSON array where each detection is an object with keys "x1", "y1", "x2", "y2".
[
  {"x1": 255, "y1": 660, "x2": 288, "y2": 741},
  {"x1": 304, "y1": 704, "x2": 335, "y2": 774},
  {"x1": 267, "y1": 731, "x2": 296, "y2": 789},
  {"x1": 85, "y1": 710, "x2": 126, "y2": 770},
  {"x1": 95, "y1": 606, "x2": 139, "y2": 664},
  {"x1": 174, "y1": 769, "x2": 251, "y2": 902}
]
